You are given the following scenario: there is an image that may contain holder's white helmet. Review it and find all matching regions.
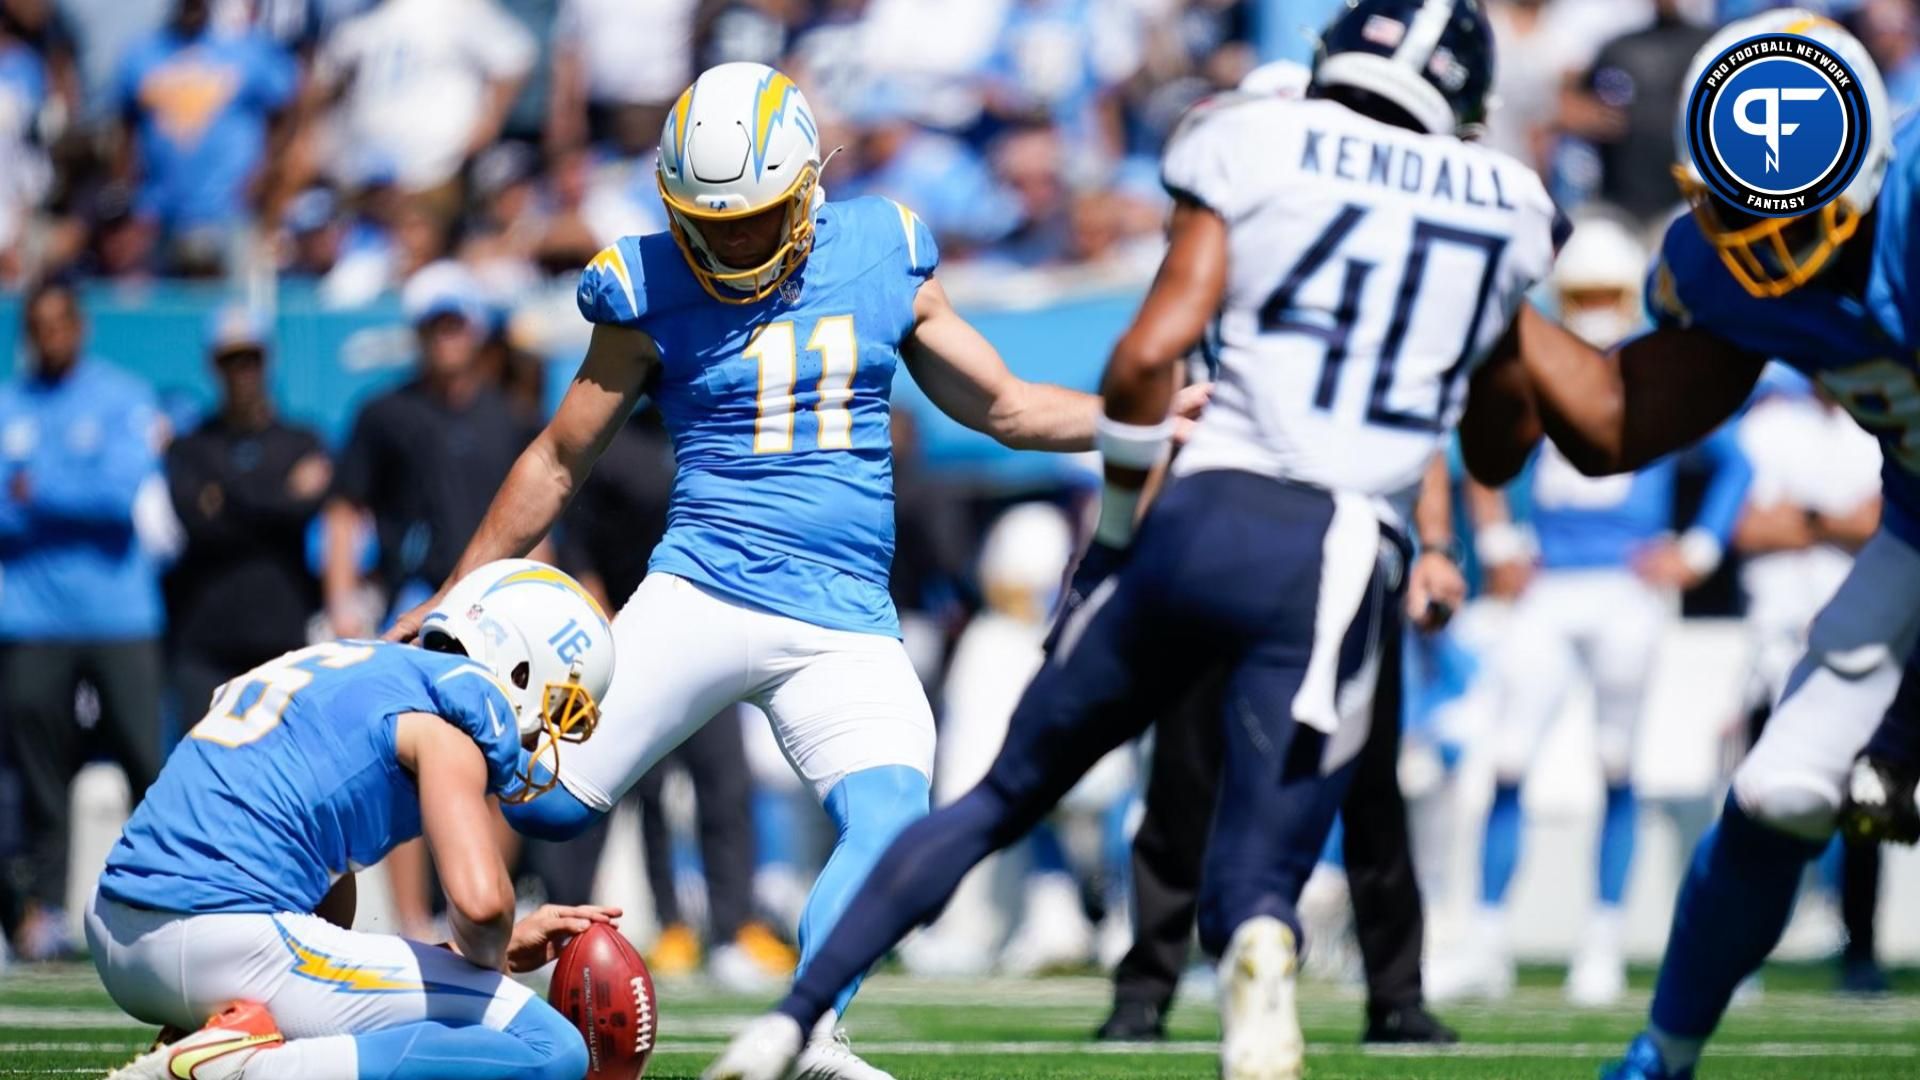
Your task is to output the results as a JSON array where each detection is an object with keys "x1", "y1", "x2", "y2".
[
  {"x1": 977, "y1": 502, "x2": 1074, "y2": 624},
  {"x1": 1553, "y1": 215, "x2": 1650, "y2": 348},
  {"x1": 1672, "y1": 10, "x2": 1893, "y2": 298},
  {"x1": 657, "y1": 62, "x2": 825, "y2": 304},
  {"x1": 419, "y1": 559, "x2": 614, "y2": 801}
]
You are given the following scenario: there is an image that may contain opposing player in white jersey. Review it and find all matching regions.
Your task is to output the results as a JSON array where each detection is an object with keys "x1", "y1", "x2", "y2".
[{"x1": 707, "y1": 3, "x2": 1561, "y2": 1078}]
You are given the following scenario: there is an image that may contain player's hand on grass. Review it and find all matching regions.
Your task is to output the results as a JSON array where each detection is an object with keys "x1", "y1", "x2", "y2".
[
  {"x1": 1406, "y1": 550, "x2": 1466, "y2": 632},
  {"x1": 507, "y1": 904, "x2": 623, "y2": 973},
  {"x1": 1170, "y1": 381, "x2": 1213, "y2": 445}
]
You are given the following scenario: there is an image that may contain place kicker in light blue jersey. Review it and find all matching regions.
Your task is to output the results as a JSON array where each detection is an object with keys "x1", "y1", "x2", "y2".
[{"x1": 576, "y1": 195, "x2": 940, "y2": 638}]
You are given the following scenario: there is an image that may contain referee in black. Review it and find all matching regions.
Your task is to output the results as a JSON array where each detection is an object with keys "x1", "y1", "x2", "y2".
[{"x1": 1095, "y1": 454, "x2": 1460, "y2": 1045}]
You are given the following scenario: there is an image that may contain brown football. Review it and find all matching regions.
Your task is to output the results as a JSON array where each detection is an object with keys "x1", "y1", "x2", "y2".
[{"x1": 550, "y1": 923, "x2": 658, "y2": 1080}]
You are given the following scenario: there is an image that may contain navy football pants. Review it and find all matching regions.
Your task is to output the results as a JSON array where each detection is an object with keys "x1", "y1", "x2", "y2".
[{"x1": 778, "y1": 470, "x2": 1403, "y2": 1028}]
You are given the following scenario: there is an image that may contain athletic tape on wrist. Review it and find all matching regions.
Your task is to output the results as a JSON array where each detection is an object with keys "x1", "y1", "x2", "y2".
[{"x1": 1095, "y1": 415, "x2": 1174, "y2": 471}]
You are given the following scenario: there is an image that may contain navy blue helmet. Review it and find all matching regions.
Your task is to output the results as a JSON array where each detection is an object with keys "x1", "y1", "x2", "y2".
[{"x1": 1312, "y1": 0, "x2": 1495, "y2": 136}]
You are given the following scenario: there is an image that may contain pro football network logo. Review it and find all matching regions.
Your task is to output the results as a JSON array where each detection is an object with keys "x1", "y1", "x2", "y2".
[{"x1": 1683, "y1": 31, "x2": 1871, "y2": 217}]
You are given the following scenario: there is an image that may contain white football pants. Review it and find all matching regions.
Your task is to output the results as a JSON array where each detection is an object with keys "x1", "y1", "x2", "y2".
[
  {"x1": 1490, "y1": 568, "x2": 1673, "y2": 784},
  {"x1": 560, "y1": 573, "x2": 936, "y2": 810},
  {"x1": 1734, "y1": 528, "x2": 1920, "y2": 838}
]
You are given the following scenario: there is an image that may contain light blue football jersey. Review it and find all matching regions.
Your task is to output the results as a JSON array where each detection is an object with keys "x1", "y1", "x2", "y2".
[
  {"x1": 576, "y1": 196, "x2": 939, "y2": 636},
  {"x1": 99, "y1": 642, "x2": 525, "y2": 915},
  {"x1": 1650, "y1": 111, "x2": 1920, "y2": 546},
  {"x1": 1525, "y1": 425, "x2": 1750, "y2": 571}
]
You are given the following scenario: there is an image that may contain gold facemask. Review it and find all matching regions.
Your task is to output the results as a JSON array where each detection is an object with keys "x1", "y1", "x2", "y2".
[
  {"x1": 659, "y1": 163, "x2": 820, "y2": 305},
  {"x1": 1673, "y1": 165, "x2": 1864, "y2": 299},
  {"x1": 499, "y1": 670, "x2": 600, "y2": 805}
]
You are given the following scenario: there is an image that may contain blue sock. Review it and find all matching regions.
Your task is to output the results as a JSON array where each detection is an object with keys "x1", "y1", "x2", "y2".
[
  {"x1": 1598, "y1": 783, "x2": 1637, "y2": 907},
  {"x1": 780, "y1": 777, "x2": 1042, "y2": 1033},
  {"x1": 1318, "y1": 814, "x2": 1345, "y2": 871},
  {"x1": 353, "y1": 1000, "x2": 585, "y2": 1080},
  {"x1": 1481, "y1": 783, "x2": 1522, "y2": 906},
  {"x1": 795, "y1": 765, "x2": 930, "y2": 1019},
  {"x1": 1101, "y1": 796, "x2": 1135, "y2": 906},
  {"x1": 1649, "y1": 796, "x2": 1824, "y2": 1043},
  {"x1": 1027, "y1": 822, "x2": 1070, "y2": 875}
]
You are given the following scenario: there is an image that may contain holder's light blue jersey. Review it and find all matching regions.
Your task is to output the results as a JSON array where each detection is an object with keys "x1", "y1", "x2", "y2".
[
  {"x1": 1651, "y1": 112, "x2": 1920, "y2": 546},
  {"x1": 576, "y1": 197, "x2": 939, "y2": 637},
  {"x1": 99, "y1": 642, "x2": 525, "y2": 915}
]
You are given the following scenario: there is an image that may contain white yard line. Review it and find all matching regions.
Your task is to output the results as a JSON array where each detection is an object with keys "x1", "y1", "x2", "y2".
[{"x1": 7, "y1": 1039, "x2": 1919, "y2": 1060}]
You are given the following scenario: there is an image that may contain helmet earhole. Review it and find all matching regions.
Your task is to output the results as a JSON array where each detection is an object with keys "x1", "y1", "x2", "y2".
[{"x1": 512, "y1": 662, "x2": 530, "y2": 690}]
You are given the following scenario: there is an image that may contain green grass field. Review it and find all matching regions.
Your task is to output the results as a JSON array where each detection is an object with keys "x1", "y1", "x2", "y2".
[{"x1": 5, "y1": 962, "x2": 1918, "y2": 1078}]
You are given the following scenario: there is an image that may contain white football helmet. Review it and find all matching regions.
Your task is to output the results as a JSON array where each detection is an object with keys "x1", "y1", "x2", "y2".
[
  {"x1": 1552, "y1": 216, "x2": 1649, "y2": 348},
  {"x1": 657, "y1": 62, "x2": 825, "y2": 304},
  {"x1": 419, "y1": 559, "x2": 614, "y2": 801},
  {"x1": 977, "y1": 503, "x2": 1073, "y2": 625},
  {"x1": 1672, "y1": 9, "x2": 1893, "y2": 298}
]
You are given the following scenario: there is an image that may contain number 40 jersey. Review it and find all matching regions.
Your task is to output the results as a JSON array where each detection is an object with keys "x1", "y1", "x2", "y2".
[{"x1": 1168, "y1": 94, "x2": 1560, "y2": 515}]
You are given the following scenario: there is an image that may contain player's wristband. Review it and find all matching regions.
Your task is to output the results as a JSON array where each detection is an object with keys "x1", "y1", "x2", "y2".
[
  {"x1": 1474, "y1": 521, "x2": 1536, "y2": 567},
  {"x1": 1419, "y1": 535, "x2": 1467, "y2": 566},
  {"x1": 1095, "y1": 415, "x2": 1174, "y2": 471},
  {"x1": 1095, "y1": 483, "x2": 1145, "y2": 548},
  {"x1": 1678, "y1": 527, "x2": 1725, "y2": 578}
]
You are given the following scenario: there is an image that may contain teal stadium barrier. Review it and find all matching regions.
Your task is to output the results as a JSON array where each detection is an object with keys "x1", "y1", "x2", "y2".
[{"x1": 0, "y1": 279, "x2": 1142, "y2": 489}]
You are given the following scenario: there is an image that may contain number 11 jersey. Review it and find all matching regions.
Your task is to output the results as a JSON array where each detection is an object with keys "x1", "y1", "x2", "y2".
[
  {"x1": 576, "y1": 196, "x2": 940, "y2": 637},
  {"x1": 1168, "y1": 94, "x2": 1559, "y2": 517}
]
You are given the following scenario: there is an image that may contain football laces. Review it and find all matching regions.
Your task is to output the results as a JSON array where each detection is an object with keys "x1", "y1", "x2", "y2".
[{"x1": 632, "y1": 975, "x2": 657, "y2": 1053}]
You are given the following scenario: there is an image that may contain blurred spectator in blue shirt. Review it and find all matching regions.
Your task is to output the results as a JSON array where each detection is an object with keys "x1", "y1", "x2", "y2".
[
  {"x1": 982, "y1": 0, "x2": 1141, "y2": 166},
  {"x1": 114, "y1": 0, "x2": 299, "y2": 274},
  {"x1": 831, "y1": 91, "x2": 1020, "y2": 257},
  {"x1": 0, "y1": 281, "x2": 167, "y2": 961}
]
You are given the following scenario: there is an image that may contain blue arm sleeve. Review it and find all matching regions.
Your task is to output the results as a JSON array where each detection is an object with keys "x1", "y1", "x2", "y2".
[
  {"x1": 28, "y1": 390, "x2": 159, "y2": 527},
  {"x1": 1689, "y1": 424, "x2": 1754, "y2": 545},
  {"x1": 500, "y1": 764, "x2": 608, "y2": 842}
]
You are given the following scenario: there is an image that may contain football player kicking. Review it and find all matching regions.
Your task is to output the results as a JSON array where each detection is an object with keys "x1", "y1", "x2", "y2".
[
  {"x1": 707, "y1": 1, "x2": 1561, "y2": 1077},
  {"x1": 382, "y1": 61, "x2": 1206, "y2": 1080},
  {"x1": 90, "y1": 559, "x2": 615, "y2": 1080},
  {"x1": 1504, "y1": 11, "x2": 1920, "y2": 1078}
]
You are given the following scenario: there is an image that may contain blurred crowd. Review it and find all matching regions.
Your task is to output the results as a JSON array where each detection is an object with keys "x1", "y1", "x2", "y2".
[
  {"x1": 0, "y1": 0, "x2": 1273, "y2": 293},
  {"x1": 1, "y1": 0, "x2": 1917, "y2": 291}
]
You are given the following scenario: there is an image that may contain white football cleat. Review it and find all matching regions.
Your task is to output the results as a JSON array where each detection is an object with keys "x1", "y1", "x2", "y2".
[
  {"x1": 998, "y1": 873, "x2": 1094, "y2": 975},
  {"x1": 108, "y1": 1001, "x2": 283, "y2": 1080},
  {"x1": 709, "y1": 942, "x2": 782, "y2": 993},
  {"x1": 1217, "y1": 916, "x2": 1304, "y2": 1080},
  {"x1": 1425, "y1": 909, "x2": 1515, "y2": 1003},
  {"x1": 1566, "y1": 947, "x2": 1627, "y2": 1007},
  {"x1": 1566, "y1": 909, "x2": 1627, "y2": 1007},
  {"x1": 794, "y1": 1014, "x2": 896, "y2": 1080},
  {"x1": 703, "y1": 1013, "x2": 805, "y2": 1080}
]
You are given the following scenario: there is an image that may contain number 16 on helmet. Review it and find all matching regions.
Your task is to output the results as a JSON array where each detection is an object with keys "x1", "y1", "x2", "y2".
[{"x1": 419, "y1": 559, "x2": 616, "y2": 801}]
